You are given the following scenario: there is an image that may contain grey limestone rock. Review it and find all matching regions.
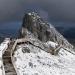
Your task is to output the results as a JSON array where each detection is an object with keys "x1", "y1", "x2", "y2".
[{"x1": 19, "y1": 12, "x2": 74, "y2": 54}]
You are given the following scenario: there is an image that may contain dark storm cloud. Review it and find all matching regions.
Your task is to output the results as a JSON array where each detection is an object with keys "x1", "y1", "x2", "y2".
[
  {"x1": 38, "y1": 0, "x2": 75, "y2": 21},
  {"x1": 0, "y1": 0, "x2": 38, "y2": 22},
  {"x1": 0, "y1": 0, "x2": 75, "y2": 22}
]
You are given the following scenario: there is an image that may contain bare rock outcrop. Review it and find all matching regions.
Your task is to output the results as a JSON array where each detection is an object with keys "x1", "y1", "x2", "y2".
[{"x1": 20, "y1": 12, "x2": 74, "y2": 50}]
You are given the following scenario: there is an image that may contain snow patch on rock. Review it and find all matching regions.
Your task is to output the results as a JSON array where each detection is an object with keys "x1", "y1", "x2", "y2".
[{"x1": 45, "y1": 41, "x2": 58, "y2": 48}]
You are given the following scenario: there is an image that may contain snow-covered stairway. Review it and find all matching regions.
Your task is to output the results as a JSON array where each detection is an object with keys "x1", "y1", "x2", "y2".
[{"x1": 2, "y1": 41, "x2": 17, "y2": 75}]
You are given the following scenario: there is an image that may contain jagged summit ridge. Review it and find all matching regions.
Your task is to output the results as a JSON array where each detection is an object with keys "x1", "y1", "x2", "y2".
[{"x1": 20, "y1": 12, "x2": 74, "y2": 49}]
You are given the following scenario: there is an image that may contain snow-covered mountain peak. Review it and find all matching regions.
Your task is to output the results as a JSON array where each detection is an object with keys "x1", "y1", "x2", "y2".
[
  {"x1": 20, "y1": 12, "x2": 74, "y2": 51},
  {"x1": 0, "y1": 12, "x2": 75, "y2": 75}
]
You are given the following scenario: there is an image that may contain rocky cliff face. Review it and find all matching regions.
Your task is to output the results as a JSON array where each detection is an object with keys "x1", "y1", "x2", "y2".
[
  {"x1": 20, "y1": 12, "x2": 74, "y2": 50},
  {"x1": 12, "y1": 12, "x2": 75, "y2": 75}
]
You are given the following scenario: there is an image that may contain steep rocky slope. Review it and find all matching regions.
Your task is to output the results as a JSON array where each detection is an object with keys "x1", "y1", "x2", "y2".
[
  {"x1": 0, "y1": 12, "x2": 75, "y2": 75},
  {"x1": 11, "y1": 12, "x2": 75, "y2": 75},
  {"x1": 20, "y1": 12, "x2": 74, "y2": 49}
]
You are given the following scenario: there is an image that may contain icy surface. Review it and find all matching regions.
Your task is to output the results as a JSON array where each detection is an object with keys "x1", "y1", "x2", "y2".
[
  {"x1": 0, "y1": 38, "x2": 10, "y2": 57},
  {"x1": 13, "y1": 42, "x2": 75, "y2": 75},
  {"x1": 0, "y1": 38, "x2": 10, "y2": 75}
]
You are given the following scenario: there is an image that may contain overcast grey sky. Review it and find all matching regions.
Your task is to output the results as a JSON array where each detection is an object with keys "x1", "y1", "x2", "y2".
[{"x1": 0, "y1": 0, "x2": 75, "y2": 22}]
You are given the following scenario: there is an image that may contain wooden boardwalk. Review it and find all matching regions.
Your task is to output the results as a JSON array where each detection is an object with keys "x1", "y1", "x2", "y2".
[
  {"x1": 2, "y1": 38, "x2": 30, "y2": 75},
  {"x1": 2, "y1": 41, "x2": 17, "y2": 75}
]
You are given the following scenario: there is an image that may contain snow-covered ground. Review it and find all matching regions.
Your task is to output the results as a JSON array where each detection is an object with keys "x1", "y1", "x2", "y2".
[
  {"x1": 0, "y1": 38, "x2": 10, "y2": 75},
  {"x1": 13, "y1": 41, "x2": 75, "y2": 75},
  {"x1": 0, "y1": 38, "x2": 10, "y2": 57}
]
